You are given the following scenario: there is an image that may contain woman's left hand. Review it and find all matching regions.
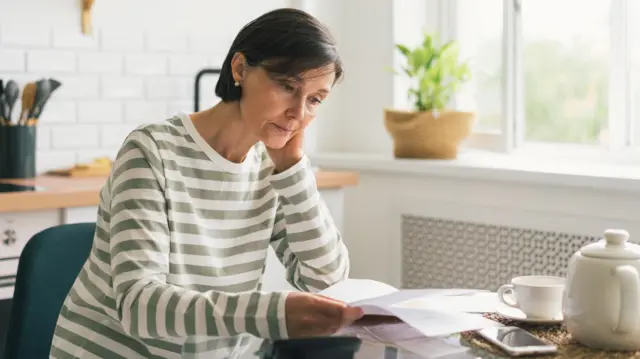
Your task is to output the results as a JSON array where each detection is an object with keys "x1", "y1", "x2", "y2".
[{"x1": 267, "y1": 131, "x2": 305, "y2": 173}]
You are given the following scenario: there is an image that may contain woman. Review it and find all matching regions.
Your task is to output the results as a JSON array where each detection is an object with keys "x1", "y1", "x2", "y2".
[{"x1": 50, "y1": 8, "x2": 363, "y2": 359}]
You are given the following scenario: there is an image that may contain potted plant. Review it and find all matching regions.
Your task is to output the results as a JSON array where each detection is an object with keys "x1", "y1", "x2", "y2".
[{"x1": 385, "y1": 33, "x2": 474, "y2": 159}]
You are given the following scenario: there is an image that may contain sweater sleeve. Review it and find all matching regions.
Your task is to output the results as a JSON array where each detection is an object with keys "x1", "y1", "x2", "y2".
[
  {"x1": 108, "y1": 130, "x2": 288, "y2": 340},
  {"x1": 268, "y1": 155, "x2": 350, "y2": 292}
]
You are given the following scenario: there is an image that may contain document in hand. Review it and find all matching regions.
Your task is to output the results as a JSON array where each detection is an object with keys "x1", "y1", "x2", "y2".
[{"x1": 319, "y1": 279, "x2": 502, "y2": 337}]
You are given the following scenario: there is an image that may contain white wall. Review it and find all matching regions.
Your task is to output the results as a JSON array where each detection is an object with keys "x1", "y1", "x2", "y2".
[
  {"x1": 0, "y1": 0, "x2": 290, "y2": 174},
  {"x1": 310, "y1": 159, "x2": 640, "y2": 288},
  {"x1": 300, "y1": 0, "x2": 396, "y2": 155}
]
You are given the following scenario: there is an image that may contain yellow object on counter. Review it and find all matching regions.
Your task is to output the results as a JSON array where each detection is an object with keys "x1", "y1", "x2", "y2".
[{"x1": 48, "y1": 157, "x2": 112, "y2": 177}]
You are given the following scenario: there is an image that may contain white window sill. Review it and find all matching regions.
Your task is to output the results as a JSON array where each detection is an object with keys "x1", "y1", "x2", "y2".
[{"x1": 310, "y1": 149, "x2": 640, "y2": 193}]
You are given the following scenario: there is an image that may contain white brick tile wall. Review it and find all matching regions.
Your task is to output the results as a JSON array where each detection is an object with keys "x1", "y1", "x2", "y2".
[
  {"x1": 146, "y1": 32, "x2": 188, "y2": 53},
  {"x1": 100, "y1": 124, "x2": 139, "y2": 148},
  {"x1": 77, "y1": 101, "x2": 123, "y2": 123},
  {"x1": 100, "y1": 29, "x2": 145, "y2": 52},
  {"x1": 52, "y1": 28, "x2": 98, "y2": 50},
  {"x1": 0, "y1": 24, "x2": 50, "y2": 47},
  {"x1": 125, "y1": 101, "x2": 168, "y2": 123},
  {"x1": 78, "y1": 53, "x2": 123, "y2": 74},
  {"x1": 125, "y1": 54, "x2": 167, "y2": 75},
  {"x1": 37, "y1": 126, "x2": 51, "y2": 150},
  {"x1": 54, "y1": 76, "x2": 100, "y2": 100},
  {"x1": 0, "y1": 0, "x2": 287, "y2": 174},
  {"x1": 146, "y1": 77, "x2": 192, "y2": 100},
  {"x1": 51, "y1": 125, "x2": 100, "y2": 149},
  {"x1": 167, "y1": 101, "x2": 194, "y2": 115},
  {"x1": 37, "y1": 100, "x2": 77, "y2": 124},
  {"x1": 0, "y1": 49, "x2": 25, "y2": 72},
  {"x1": 36, "y1": 150, "x2": 77, "y2": 173},
  {"x1": 210, "y1": 54, "x2": 226, "y2": 69},
  {"x1": 189, "y1": 34, "x2": 232, "y2": 54},
  {"x1": 27, "y1": 50, "x2": 76, "y2": 73},
  {"x1": 102, "y1": 77, "x2": 144, "y2": 99},
  {"x1": 169, "y1": 54, "x2": 209, "y2": 75}
]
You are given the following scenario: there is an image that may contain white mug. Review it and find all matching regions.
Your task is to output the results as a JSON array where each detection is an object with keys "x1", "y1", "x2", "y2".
[{"x1": 497, "y1": 275, "x2": 565, "y2": 319}]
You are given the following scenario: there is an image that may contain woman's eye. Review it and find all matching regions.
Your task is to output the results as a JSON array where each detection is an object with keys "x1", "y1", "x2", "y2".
[
  {"x1": 281, "y1": 82, "x2": 295, "y2": 92},
  {"x1": 310, "y1": 97, "x2": 322, "y2": 105}
]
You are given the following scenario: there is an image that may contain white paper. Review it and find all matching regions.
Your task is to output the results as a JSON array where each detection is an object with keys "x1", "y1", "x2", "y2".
[
  {"x1": 386, "y1": 306, "x2": 501, "y2": 337},
  {"x1": 318, "y1": 278, "x2": 398, "y2": 303},
  {"x1": 319, "y1": 279, "x2": 501, "y2": 338},
  {"x1": 393, "y1": 291, "x2": 500, "y2": 314}
]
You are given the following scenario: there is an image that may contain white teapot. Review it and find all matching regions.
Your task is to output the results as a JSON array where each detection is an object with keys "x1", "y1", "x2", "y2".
[{"x1": 563, "y1": 229, "x2": 640, "y2": 350}]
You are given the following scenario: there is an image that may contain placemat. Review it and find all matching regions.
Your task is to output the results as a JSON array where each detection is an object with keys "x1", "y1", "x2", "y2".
[{"x1": 460, "y1": 313, "x2": 640, "y2": 358}]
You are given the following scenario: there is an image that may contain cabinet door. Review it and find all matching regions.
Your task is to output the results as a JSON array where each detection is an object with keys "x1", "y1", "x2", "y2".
[
  {"x1": 0, "y1": 210, "x2": 61, "y2": 260},
  {"x1": 62, "y1": 206, "x2": 99, "y2": 224},
  {"x1": 0, "y1": 257, "x2": 18, "y2": 299},
  {"x1": 0, "y1": 210, "x2": 61, "y2": 299}
]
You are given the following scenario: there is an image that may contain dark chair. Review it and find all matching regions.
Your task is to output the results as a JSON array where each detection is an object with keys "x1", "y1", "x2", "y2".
[{"x1": 3, "y1": 222, "x2": 96, "y2": 359}]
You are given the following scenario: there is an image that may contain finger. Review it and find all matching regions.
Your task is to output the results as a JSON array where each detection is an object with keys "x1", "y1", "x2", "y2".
[{"x1": 340, "y1": 306, "x2": 364, "y2": 327}]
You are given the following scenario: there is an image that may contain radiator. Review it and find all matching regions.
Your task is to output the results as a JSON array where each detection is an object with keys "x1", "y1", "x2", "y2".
[{"x1": 401, "y1": 214, "x2": 600, "y2": 291}]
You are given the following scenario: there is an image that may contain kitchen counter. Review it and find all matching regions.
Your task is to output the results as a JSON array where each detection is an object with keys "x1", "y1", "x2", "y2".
[{"x1": 0, "y1": 171, "x2": 359, "y2": 213}]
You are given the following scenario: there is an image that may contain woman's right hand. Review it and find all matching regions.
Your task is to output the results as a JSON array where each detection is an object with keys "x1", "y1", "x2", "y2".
[{"x1": 285, "y1": 292, "x2": 364, "y2": 337}]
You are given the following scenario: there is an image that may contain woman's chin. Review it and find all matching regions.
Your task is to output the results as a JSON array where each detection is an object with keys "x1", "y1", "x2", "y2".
[{"x1": 261, "y1": 137, "x2": 289, "y2": 150}]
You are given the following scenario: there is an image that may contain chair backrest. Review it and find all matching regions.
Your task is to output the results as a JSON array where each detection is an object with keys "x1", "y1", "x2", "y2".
[{"x1": 3, "y1": 222, "x2": 96, "y2": 359}]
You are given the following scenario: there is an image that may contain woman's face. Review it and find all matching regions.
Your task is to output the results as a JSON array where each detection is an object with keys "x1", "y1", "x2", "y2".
[{"x1": 232, "y1": 53, "x2": 336, "y2": 149}]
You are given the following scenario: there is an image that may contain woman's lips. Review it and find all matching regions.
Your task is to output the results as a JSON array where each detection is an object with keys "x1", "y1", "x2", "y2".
[{"x1": 272, "y1": 123, "x2": 294, "y2": 133}]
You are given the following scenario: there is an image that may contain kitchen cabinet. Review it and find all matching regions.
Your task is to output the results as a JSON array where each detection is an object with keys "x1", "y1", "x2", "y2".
[{"x1": 0, "y1": 210, "x2": 59, "y2": 300}]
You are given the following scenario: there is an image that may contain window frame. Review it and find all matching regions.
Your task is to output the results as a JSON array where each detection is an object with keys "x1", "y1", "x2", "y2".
[{"x1": 443, "y1": 0, "x2": 637, "y2": 161}]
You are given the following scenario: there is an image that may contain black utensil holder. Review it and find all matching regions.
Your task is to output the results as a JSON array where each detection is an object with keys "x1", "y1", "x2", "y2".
[{"x1": 0, "y1": 125, "x2": 37, "y2": 179}]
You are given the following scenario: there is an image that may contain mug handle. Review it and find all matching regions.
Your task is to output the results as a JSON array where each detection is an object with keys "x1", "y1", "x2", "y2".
[{"x1": 497, "y1": 284, "x2": 519, "y2": 308}]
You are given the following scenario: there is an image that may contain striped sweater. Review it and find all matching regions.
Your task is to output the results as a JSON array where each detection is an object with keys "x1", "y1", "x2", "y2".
[{"x1": 49, "y1": 113, "x2": 350, "y2": 359}]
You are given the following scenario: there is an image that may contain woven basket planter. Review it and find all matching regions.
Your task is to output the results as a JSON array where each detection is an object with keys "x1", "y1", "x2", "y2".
[{"x1": 384, "y1": 109, "x2": 475, "y2": 159}]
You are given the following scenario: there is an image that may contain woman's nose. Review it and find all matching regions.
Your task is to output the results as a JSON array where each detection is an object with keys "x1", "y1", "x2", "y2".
[{"x1": 287, "y1": 97, "x2": 306, "y2": 121}]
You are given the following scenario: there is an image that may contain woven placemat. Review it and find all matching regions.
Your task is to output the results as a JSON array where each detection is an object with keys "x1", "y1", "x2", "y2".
[{"x1": 460, "y1": 313, "x2": 640, "y2": 358}]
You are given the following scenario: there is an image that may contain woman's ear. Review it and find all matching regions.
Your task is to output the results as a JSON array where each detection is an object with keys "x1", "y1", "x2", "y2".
[{"x1": 230, "y1": 52, "x2": 247, "y2": 84}]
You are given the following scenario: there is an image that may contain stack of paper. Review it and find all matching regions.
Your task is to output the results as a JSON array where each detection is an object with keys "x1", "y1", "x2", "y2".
[{"x1": 319, "y1": 279, "x2": 502, "y2": 338}]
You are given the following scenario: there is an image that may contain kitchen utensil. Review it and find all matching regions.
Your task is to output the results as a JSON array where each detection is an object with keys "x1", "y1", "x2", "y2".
[
  {"x1": 29, "y1": 79, "x2": 54, "y2": 123},
  {"x1": 34, "y1": 78, "x2": 62, "y2": 120},
  {"x1": 4, "y1": 80, "x2": 20, "y2": 124},
  {"x1": 82, "y1": 0, "x2": 95, "y2": 35},
  {"x1": 563, "y1": 229, "x2": 640, "y2": 350},
  {"x1": 19, "y1": 82, "x2": 36, "y2": 125},
  {"x1": 49, "y1": 78, "x2": 62, "y2": 92},
  {"x1": 0, "y1": 79, "x2": 5, "y2": 125}
]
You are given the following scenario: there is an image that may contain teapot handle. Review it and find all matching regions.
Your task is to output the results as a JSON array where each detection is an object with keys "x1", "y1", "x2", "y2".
[{"x1": 613, "y1": 265, "x2": 640, "y2": 333}]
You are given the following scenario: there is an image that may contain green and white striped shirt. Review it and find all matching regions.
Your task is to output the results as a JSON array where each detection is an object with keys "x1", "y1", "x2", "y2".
[{"x1": 50, "y1": 113, "x2": 350, "y2": 359}]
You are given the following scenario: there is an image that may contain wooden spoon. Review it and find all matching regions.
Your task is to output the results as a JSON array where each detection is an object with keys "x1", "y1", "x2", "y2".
[{"x1": 19, "y1": 82, "x2": 36, "y2": 125}]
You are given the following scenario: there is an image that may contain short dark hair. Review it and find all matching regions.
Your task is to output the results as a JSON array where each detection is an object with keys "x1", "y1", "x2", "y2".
[{"x1": 215, "y1": 8, "x2": 343, "y2": 102}]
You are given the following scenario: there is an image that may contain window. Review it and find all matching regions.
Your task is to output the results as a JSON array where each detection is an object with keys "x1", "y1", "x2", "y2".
[
  {"x1": 456, "y1": 0, "x2": 504, "y2": 133},
  {"x1": 633, "y1": 0, "x2": 640, "y2": 144},
  {"x1": 521, "y1": 0, "x2": 610, "y2": 145},
  {"x1": 449, "y1": 0, "x2": 637, "y2": 155}
]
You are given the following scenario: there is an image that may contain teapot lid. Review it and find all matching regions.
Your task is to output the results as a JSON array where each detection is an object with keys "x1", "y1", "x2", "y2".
[{"x1": 580, "y1": 229, "x2": 640, "y2": 260}]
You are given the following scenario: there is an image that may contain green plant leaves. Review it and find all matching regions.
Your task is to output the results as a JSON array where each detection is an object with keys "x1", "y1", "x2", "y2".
[{"x1": 393, "y1": 33, "x2": 472, "y2": 112}]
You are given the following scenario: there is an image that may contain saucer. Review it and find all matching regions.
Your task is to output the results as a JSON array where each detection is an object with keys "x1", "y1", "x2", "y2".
[{"x1": 496, "y1": 306, "x2": 563, "y2": 324}]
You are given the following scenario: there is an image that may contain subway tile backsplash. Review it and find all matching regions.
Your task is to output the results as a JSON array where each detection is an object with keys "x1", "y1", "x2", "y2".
[{"x1": 0, "y1": 0, "x2": 283, "y2": 173}]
